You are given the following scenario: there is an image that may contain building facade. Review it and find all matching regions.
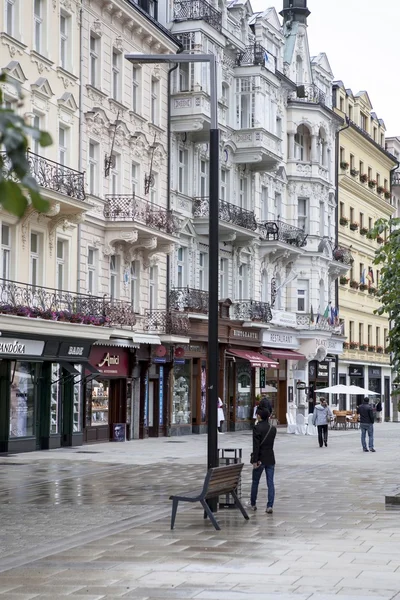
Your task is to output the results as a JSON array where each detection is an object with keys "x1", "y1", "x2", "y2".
[{"x1": 333, "y1": 83, "x2": 397, "y2": 419}]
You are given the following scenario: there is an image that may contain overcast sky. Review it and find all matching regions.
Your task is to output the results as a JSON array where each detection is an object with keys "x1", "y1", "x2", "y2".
[{"x1": 251, "y1": 0, "x2": 400, "y2": 137}]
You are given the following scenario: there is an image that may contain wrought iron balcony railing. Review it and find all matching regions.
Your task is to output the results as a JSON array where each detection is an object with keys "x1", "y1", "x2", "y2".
[
  {"x1": 259, "y1": 220, "x2": 308, "y2": 248},
  {"x1": 392, "y1": 171, "x2": 400, "y2": 186},
  {"x1": 144, "y1": 310, "x2": 189, "y2": 336},
  {"x1": 333, "y1": 246, "x2": 354, "y2": 265},
  {"x1": 233, "y1": 300, "x2": 272, "y2": 323},
  {"x1": 296, "y1": 313, "x2": 343, "y2": 333},
  {"x1": 169, "y1": 287, "x2": 209, "y2": 315},
  {"x1": 173, "y1": 0, "x2": 222, "y2": 32},
  {"x1": 0, "y1": 278, "x2": 136, "y2": 327},
  {"x1": 193, "y1": 197, "x2": 257, "y2": 232},
  {"x1": 236, "y1": 44, "x2": 268, "y2": 67},
  {"x1": 0, "y1": 151, "x2": 85, "y2": 200},
  {"x1": 104, "y1": 195, "x2": 178, "y2": 235},
  {"x1": 288, "y1": 83, "x2": 326, "y2": 106}
]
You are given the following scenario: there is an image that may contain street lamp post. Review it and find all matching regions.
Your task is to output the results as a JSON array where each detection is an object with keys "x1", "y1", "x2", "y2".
[{"x1": 125, "y1": 53, "x2": 220, "y2": 510}]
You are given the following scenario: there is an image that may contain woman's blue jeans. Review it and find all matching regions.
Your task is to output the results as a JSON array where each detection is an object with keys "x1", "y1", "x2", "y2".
[{"x1": 251, "y1": 464, "x2": 275, "y2": 508}]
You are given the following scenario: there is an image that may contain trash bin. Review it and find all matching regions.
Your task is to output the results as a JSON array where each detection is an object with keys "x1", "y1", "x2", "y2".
[{"x1": 218, "y1": 448, "x2": 242, "y2": 509}]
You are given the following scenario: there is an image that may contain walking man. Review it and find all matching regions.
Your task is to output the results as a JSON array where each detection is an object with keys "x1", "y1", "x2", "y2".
[
  {"x1": 357, "y1": 397, "x2": 375, "y2": 452},
  {"x1": 312, "y1": 398, "x2": 333, "y2": 447},
  {"x1": 250, "y1": 408, "x2": 277, "y2": 514}
]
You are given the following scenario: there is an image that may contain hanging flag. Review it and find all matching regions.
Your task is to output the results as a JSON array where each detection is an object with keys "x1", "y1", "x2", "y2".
[
  {"x1": 360, "y1": 269, "x2": 366, "y2": 284},
  {"x1": 330, "y1": 307, "x2": 335, "y2": 325},
  {"x1": 310, "y1": 305, "x2": 315, "y2": 324},
  {"x1": 316, "y1": 312, "x2": 320, "y2": 324},
  {"x1": 366, "y1": 269, "x2": 374, "y2": 284},
  {"x1": 335, "y1": 307, "x2": 340, "y2": 326},
  {"x1": 323, "y1": 305, "x2": 329, "y2": 319}
]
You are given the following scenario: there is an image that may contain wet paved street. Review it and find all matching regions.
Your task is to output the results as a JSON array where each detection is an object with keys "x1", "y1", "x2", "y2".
[{"x1": 1, "y1": 424, "x2": 400, "y2": 599}]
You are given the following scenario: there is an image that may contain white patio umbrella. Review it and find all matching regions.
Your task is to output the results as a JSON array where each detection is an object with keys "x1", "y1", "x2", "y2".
[{"x1": 317, "y1": 384, "x2": 378, "y2": 395}]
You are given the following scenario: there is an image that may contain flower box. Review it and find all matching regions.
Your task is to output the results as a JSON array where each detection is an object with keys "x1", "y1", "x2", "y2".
[
  {"x1": 360, "y1": 173, "x2": 368, "y2": 183},
  {"x1": 368, "y1": 179, "x2": 377, "y2": 188},
  {"x1": 350, "y1": 280, "x2": 359, "y2": 289},
  {"x1": 384, "y1": 190, "x2": 391, "y2": 199},
  {"x1": 377, "y1": 185, "x2": 384, "y2": 194},
  {"x1": 368, "y1": 287, "x2": 377, "y2": 295},
  {"x1": 359, "y1": 283, "x2": 368, "y2": 291},
  {"x1": 360, "y1": 227, "x2": 369, "y2": 235},
  {"x1": 350, "y1": 342, "x2": 359, "y2": 350},
  {"x1": 340, "y1": 161, "x2": 349, "y2": 170},
  {"x1": 377, "y1": 346, "x2": 384, "y2": 354},
  {"x1": 340, "y1": 276, "x2": 349, "y2": 285},
  {"x1": 350, "y1": 168, "x2": 359, "y2": 177},
  {"x1": 368, "y1": 346, "x2": 376, "y2": 352},
  {"x1": 349, "y1": 222, "x2": 359, "y2": 231},
  {"x1": 343, "y1": 342, "x2": 349, "y2": 349},
  {"x1": 339, "y1": 217, "x2": 349, "y2": 226},
  {"x1": 359, "y1": 344, "x2": 367, "y2": 351},
  {"x1": 377, "y1": 236, "x2": 384, "y2": 244}
]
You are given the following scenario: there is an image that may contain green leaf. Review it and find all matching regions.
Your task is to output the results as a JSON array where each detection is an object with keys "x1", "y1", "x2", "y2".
[
  {"x1": 38, "y1": 131, "x2": 52, "y2": 147},
  {"x1": 0, "y1": 180, "x2": 28, "y2": 217},
  {"x1": 30, "y1": 189, "x2": 49, "y2": 213}
]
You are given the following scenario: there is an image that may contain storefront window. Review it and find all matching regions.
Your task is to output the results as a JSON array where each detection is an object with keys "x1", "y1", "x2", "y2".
[
  {"x1": 236, "y1": 361, "x2": 252, "y2": 420},
  {"x1": 50, "y1": 364, "x2": 60, "y2": 434},
  {"x1": 10, "y1": 361, "x2": 35, "y2": 438},
  {"x1": 87, "y1": 379, "x2": 109, "y2": 426},
  {"x1": 73, "y1": 366, "x2": 82, "y2": 432},
  {"x1": 200, "y1": 362, "x2": 207, "y2": 422},
  {"x1": 172, "y1": 361, "x2": 191, "y2": 425},
  {"x1": 264, "y1": 378, "x2": 278, "y2": 416}
]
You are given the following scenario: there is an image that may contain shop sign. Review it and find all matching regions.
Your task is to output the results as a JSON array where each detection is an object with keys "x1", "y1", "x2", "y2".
[
  {"x1": 59, "y1": 341, "x2": 92, "y2": 360},
  {"x1": 159, "y1": 366, "x2": 164, "y2": 426},
  {"x1": 89, "y1": 346, "x2": 129, "y2": 376},
  {"x1": 232, "y1": 329, "x2": 259, "y2": 340},
  {"x1": 0, "y1": 338, "x2": 44, "y2": 356},
  {"x1": 369, "y1": 366, "x2": 382, "y2": 378},
  {"x1": 317, "y1": 362, "x2": 329, "y2": 379},
  {"x1": 262, "y1": 329, "x2": 299, "y2": 348},
  {"x1": 315, "y1": 338, "x2": 344, "y2": 353},
  {"x1": 259, "y1": 368, "x2": 266, "y2": 388},
  {"x1": 349, "y1": 365, "x2": 364, "y2": 377},
  {"x1": 270, "y1": 310, "x2": 298, "y2": 328}
]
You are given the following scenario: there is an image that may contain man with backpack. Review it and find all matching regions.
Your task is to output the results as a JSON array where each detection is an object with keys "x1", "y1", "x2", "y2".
[{"x1": 249, "y1": 407, "x2": 277, "y2": 514}]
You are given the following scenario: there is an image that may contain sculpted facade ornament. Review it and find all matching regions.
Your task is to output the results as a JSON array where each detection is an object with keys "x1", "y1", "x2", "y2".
[{"x1": 48, "y1": 213, "x2": 85, "y2": 256}]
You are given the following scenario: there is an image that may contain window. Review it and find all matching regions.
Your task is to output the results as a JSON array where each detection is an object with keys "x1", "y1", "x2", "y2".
[
  {"x1": 220, "y1": 169, "x2": 229, "y2": 202},
  {"x1": 369, "y1": 217, "x2": 373, "y2": 229},
  {"x1": 373, "y1": 127, "x2": 377, "y2": 141},
  {"x1": 360, "y1": 112, "x2": 367, "y2": 131},
  {"x1": 384, "y1": 178, "x2": 388, "y2": 191},
  {"x1": 110, "y1": 154, "x2": 120, "y2": 195},
  {"x1": 109, "y1": 255, "x2": 119, "y2": 299},
  {"x1": 339, "y1": 97, "x2": 344, "y2": 112},
  {"x1": 178, "y1": 149, "x2": 188, "y2": 194},
  {"x1": 376, "y1": 327, "x2": 380, "y2": 348},
  {"x1": 297, "y1": 280, "x2": 309, "y2": 313},
  {"x1": 34, "y1": 0, "x2": 43, "y2": 54},
  {"x1": 381, "y1": 133, "x2": 384, "y2": 146},
  {"x1": 199, "y1": 252, "x2": 208, "y2": 291},
  {"x1": 1, "y1": 224, "x2": 11, "y2": 279},
  {"x1": 238, "y1": 177, "x2": 247, "y2": 209},
  {"x1": 177, "y1": 247, "x2": 186, "y2": 288},
  {"x1": 261, "y1": 186, "x2": 268, "y2": 221},
  {"x1": 130, "y1": 261, "x2": 139, "y2": 311},
  {"x1": 88, "y1": 141, "x2": 99, "y2": 195},
  {"x1": 32, "y1": 114, "x2": 41, "y2": 155},
  {"x1": 60, "y1": 12, "x2": 70, "y2": 70},
  {"x1": 376, "y1": 173, "x2": 380, "y2": 187},
  {"x1": 222, "y1": 82, "x2": 229, "y2": 106},
  {"x1": 178, "y1": 62, "x2": 190, "y2": 92},
  {"x1": 376, "y1": 270, "x2": 380, "y2": 285},
  {"x1": 150, "y1": 172, "x2": 158, "y2": 204},
  {"x1": 339, "y1": 202, "x2": 344, "y2": 218},
  {"x1": 350, "y1": 154, "x2": 355, "y2": 169},
  {"x1": 237, "y1": 264, "x2": 248, "y2": 299},
  {"x1": 384, "y1": 328, "x2": 388, "y2": 350},
  {"x1": 368, "y1": 325, "x2": 372, "y2": 346},
  {"x1": 151, "y1": 78, "x2": 159, "y2": 125},
  {"x1": 339, "y1": 147, "x2": 345, "y2": 163},
  {"x1": 368, "y1": 167, "x2": 372, "y2": 181},
  {"x1": 89, "y1": 34, "x2": 99, "y2": 88},
  {"x1": 274, "y1": 192, "x2": 282, "y2": 217},
  {"x1": 298, "y1": 197, "x2": 308, "y2": 231},
  {"x1": 6, "y1": 0, "x2": 16, "y2": 37},
  {"x1": 149, "y1": 266, "x2": 157, "y2": 310},
  {"x1": 112, "y1": 49, "x2": 121, "y2": 101},
  {"x1": 132, "y1": 66, "x2": 140, "y2": 113},
  {"x1": 359, "y1": 263, "x2": 364, "y2": 282},
  {"x1": 58, "y1": 125, "x2": 67, "y2": 166},
  {"x1": 56, "y1": 239, "x2": 67, "y2": 290},
  {"x1": 87, "y1": 248, "x2": 96, "y2": 295},
  {"x1": 350, "y1": 207, "x2": 354, "y2": 223},
  {"x1": 199, "y1": 160, "x2": 208, "y2": 197},
  {"x1": 30, "y1": 232, "x2": 41, "y2": 287},
  {"x1": 349, "y1": 321, "x2": 354, "y2": 343},
  {"x1": 348, "y1": 105, "x2": 353, "y2": 120},
  {"x1": 219, "y1": 258, "x2": 228, "y2": 298},
  {"x1": 131, "y1": 162, "x2": 139, "y2": 195},
  {"x1": 319, "y1": 201, "x2": 325, "y2": 237},
  {"x1": 359, "y1": 160, "x2": 364, "y2": 176},
  {"x1": 359, "y1": 323, "x2": 363, "y2": 345},
  {"x1": 235, "y1": 77, "x2": 255, "y2": 129},
  {"x1": 360, "y1": 212, "x2": 364, "y2": 228}
]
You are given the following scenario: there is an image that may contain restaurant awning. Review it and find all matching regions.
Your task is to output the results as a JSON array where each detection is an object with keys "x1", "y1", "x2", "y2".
[
  {"x1": 226, "y1": 349, "x2": 279, "y2": 368},
  {"x1": 263, "y1": 348, "x2": 306, "y2": 361}
]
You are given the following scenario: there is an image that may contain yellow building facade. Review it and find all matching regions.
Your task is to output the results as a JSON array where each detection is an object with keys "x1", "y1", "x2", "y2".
[{"x1": 333, "y1": 83, "x2": 397, "y2": 419}]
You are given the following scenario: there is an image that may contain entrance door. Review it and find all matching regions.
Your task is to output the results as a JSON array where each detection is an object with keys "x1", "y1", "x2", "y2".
[
  {"x1": 278, "y1": 380, "x2": 287, "y2": 424},
  {"x1": 384, "y1": 377, "x2": 391, "y2": 422},
  {"x1": 148, "y1": 379, "x2": 161, "y2": 437}
]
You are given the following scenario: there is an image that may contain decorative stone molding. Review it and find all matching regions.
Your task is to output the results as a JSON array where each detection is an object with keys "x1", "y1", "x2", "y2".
[
  {"x1": 48, "y1": 213, "x2": 85, "y2": 256},
  {"x1": 103, "y1": 230, "x2": 139, "y2": 256}
]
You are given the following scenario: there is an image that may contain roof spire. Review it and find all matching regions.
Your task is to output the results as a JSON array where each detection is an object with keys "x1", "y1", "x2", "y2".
[{"x1": 280, "y1": 0, "x2": 310, "y2": 26}]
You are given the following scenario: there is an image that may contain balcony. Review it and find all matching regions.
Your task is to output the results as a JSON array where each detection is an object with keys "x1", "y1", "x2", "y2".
[
  {"x1": 0, "y1": 278, "x2": 136, "y2": 328},
  {"x1": 173, "y1": 0, "x2": 222, "y2": 32},
  {"x1": 288, "y1": 84, "x2": 327, "y2": 107},
  {"x1": 193, "y1": 197, "x2": 257, "y2": 241},
  {"x1": 169, "y1": 287, "x2": 209, "y2": 315},
  {"x1": 296, "y1": 313, "x2": 343, "y2": 333},
  {"x1": 233, "y1": 300, "x2": 272, "y2": 324},
  {"x1": 1, "y1": 151, "x2": 85, "y2": 206},
  {"x1": 232, "y1": 128, "x2": 282, "y2": 171},
  {"x1": 392, "y1": 171, "x2": 400, "y2": 187},
  {"x1": 236, "y1": 44, "x2": 268, "y2": 67},
  {"x1": 259, "y1": 220, "x2": 307, "y2": 256},
  {"x1": 144, "y1": 310, "x2": 190, "y2": 336}
]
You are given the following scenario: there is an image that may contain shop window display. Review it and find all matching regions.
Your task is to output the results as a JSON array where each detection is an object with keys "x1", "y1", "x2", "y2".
[
  {"x1": 200, "y1": 363, "x2": 207, "y2": 422},
  {"x1": 73, "y1": 365, "x2": 82, "y2": 432},
  {"x1": 236, "y1": 361, "x2": 252, "y2": 420},
  {"x1": 9, "y1": 361, "x2": 35, "y2": 438},
  {"x1": 50, "y1": 364, "x2": 60, "y2": 434},
  {"x1": 86, "y1": 379, "x2": 109, "y2": 426},
  {"x1": 172, "y1": 361, "x2": 191, "y2": 425}
]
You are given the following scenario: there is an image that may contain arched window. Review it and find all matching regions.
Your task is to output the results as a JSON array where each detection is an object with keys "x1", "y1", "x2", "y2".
[{"x1": 294, "y1": 124, "x2": 311, "y2": 161}]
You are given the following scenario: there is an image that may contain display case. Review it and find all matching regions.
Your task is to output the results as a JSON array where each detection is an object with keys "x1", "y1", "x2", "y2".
[
  {"x1": 73, "y1": 365, "x2": 82, "y2": 432},
  {"x1": 236, "y1": 361, "x2": 252, "y2": 420},
  {"x1": 50, "y1": 363, "x2": 60, "y2": 434},
  {"x1": 172, "y1": 361, "x2": 191, "y2": 425},
  {"x1": 91, "y1": 380, "x2": 109, "y2": 426}
]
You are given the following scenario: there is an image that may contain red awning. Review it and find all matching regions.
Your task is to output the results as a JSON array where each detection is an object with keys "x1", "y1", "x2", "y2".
[
  {"x1": 264, "y1": 348, "x2": 306, "y2": 361},
  {"x1": 227, "y1": 349, "x2": 278, "y2": 369}
]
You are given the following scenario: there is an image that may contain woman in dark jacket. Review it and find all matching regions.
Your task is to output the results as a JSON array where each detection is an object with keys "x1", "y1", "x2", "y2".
[{"x1": 250, "y1": 408, "x2": 277, "y2": 514}]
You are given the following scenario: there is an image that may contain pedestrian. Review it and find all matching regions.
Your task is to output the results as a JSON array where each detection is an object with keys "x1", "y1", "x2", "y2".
[
  {"x1": 259, "y1": 395, "x2": 273, "y2": 415},
  {"x1": 249, "y1": 407, "x2": 277, "y2": 514},
  {"x1": 217, "y1": 397, "x2": 225, "y2": 434},
  {"x1": 375, "y1": 399, "x2": 382, "y2": 423},
  {"x1": 312, "y1": 398, "x2": 333, "y2": 448},
  {"x1": 357, "y1": 397, "x2": 375, "y2": 452}
]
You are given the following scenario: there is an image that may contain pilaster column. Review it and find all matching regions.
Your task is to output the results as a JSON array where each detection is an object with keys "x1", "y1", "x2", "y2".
[
  {"x1": 288, "y1": 133, "x2": 295, "y2": 160},
  {"x1": 311, "y1": 135, "x2": 318, "y2": 162}
]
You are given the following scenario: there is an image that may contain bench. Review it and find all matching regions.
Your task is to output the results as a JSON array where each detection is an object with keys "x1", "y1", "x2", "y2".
[{"x1": 169, "y1": 463, "x2": 249, "y2": 531}]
